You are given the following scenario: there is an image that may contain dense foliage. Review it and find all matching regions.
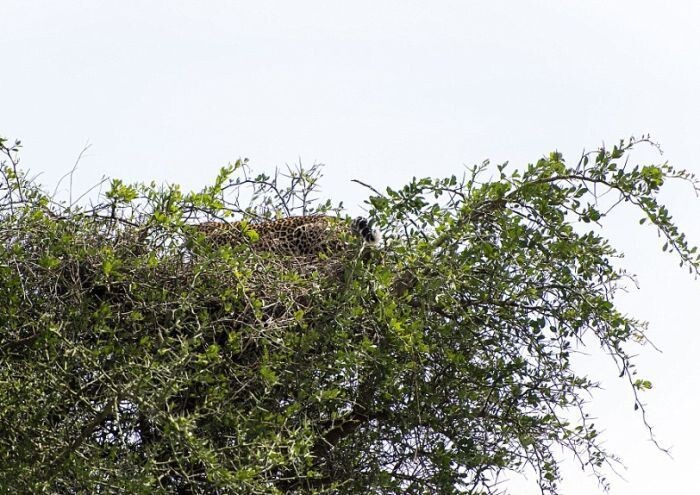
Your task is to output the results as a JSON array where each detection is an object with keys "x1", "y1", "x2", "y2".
[{"x1": 0, "y1": 136, "x2": 697, "y2": 494}]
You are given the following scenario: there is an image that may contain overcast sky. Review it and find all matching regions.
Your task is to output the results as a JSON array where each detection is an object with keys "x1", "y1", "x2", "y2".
[{"x1": 3, "y1": 1, "x2": 700, "y2": 493}]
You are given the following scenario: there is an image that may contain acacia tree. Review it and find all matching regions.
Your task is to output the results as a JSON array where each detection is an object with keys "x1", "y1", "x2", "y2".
[{"x1": 0, "y1": 135, "x2": 697, "y2": 494}]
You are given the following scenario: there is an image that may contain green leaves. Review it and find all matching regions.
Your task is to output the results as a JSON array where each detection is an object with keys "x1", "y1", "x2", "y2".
[
  {"x1": 641, "y1": 165, "x2": 664, "y2": 190},
  {"x1": 634, "y1": 379, "x2": 653, "y2": 391},
  {"x1": 0, "y1": 135, "x2": 695, "y2": 494},
  {"x1": 105, "y1": 178, "x2": 138, "y2": 203}
]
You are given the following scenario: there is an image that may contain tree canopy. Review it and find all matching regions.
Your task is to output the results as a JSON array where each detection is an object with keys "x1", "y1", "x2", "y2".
[{"x1": 0, "y1": 135, "x2": 697, "y2": 494}]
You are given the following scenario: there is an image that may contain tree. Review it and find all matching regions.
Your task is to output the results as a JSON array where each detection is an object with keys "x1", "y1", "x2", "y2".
[{"x1": 0, "y1": 135, "x2": 696, "y2": 494}]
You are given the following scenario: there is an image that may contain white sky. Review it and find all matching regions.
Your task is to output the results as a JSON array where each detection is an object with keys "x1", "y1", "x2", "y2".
[{"x1": 3, "y1": 1, "x2": 700, "y2": 493}]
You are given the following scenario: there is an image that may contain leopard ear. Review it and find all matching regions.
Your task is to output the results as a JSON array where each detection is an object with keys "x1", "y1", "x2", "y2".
[
  {"x1": 351, "y1": 217, "x2": 381, "y2": 244},
  {"x1": 367, "y1": 224, "x2": 382, "y2": 244}
]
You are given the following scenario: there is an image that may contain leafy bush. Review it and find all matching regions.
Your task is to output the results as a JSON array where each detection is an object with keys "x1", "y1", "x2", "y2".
[{"x1": 0, "y1": 136, "x2": 696, "y2": 494}]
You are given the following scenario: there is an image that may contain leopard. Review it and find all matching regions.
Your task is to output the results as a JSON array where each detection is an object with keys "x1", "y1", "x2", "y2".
[{"x1": 193, "y1": 215, "x2": 380, "y2": 257}]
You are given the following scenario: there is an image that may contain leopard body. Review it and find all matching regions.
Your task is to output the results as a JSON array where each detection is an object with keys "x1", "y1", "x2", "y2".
[{"x1": 194, "y1": 215, "x2": 378, "y2": 256}]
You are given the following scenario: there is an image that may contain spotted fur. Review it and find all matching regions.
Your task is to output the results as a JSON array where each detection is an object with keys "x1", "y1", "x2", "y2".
[{"x1": 194, "y1": 215, "x2": 379, "y2": 256}]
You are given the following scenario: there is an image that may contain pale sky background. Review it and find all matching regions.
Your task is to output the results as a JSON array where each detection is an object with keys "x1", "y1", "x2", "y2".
[{"x1": 3, "y1": 1, "x2": 700, "y2": 493}]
